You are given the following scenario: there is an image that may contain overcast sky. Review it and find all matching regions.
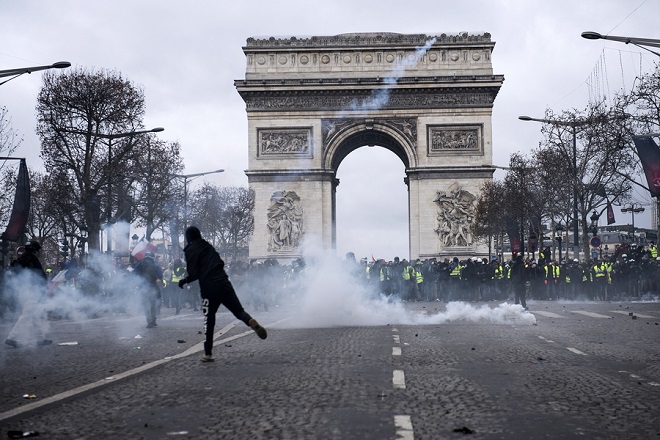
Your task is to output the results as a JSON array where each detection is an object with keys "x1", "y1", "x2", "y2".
[{"x1": 1, "y1": 0, "x2": 658, "y2": 260}]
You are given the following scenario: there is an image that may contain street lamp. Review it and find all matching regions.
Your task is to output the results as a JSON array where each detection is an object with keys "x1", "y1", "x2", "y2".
[
  {"x1": 0, "y1": 61, "x2": 71, "y2": 86},
  {"x1": 581, "y1": 32, "x2": 660, "y2": 57},
  {"x1": 61, "y1": 127, "x2": 164, "y2": 254},
  {"x1": 621, "y1": 204, "x2": 645, "y2": 244},
  {"x1": 173, "y1": 169, "x2": 225, "y2": 231},
  {"x1": 555, "y1": 223, "x2": 564, "y2": 263},
  {"x1": 519, "y1": 115, "x2": 585, "y2": 259}
]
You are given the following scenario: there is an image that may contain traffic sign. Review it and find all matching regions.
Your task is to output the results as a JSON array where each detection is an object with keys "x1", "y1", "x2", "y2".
[{"x1": 590, "y1": 236, "x2": 601, "y2": 248}]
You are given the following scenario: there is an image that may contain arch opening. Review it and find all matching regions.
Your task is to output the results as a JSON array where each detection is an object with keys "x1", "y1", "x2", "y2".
[{"x1": 335, "y1": 144, "x2": 409, "y2": 261}]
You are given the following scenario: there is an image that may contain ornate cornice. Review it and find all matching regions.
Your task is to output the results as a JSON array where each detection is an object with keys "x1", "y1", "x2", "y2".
[
  {"x1": 245, "y1": 32, "x2": 493, "y2": 49},
  {"x1": 239, "y1": 86, "x2": 500, "y2": 112}
]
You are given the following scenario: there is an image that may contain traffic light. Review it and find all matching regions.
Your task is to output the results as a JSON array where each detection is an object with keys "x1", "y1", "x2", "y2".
[{"x1": 59, "y1": 239, "x2": 69, "y2": 258}]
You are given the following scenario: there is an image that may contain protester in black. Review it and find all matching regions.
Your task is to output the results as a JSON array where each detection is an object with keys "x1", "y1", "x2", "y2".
[
  {"x1": 510, "y1": 254, "x2": 529, "y2": 310},
  {"x1": 134, "y1": 251, "x2": 163, "y2": 328},
  {"x1": 179, "y1": 226, "x2": 267, "y2": 362},
  {"x1": 5, "y1": 241, "x2": 52, "y2": 347}
]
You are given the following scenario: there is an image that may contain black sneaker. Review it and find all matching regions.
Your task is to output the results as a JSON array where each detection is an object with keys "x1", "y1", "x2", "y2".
[
  {"x1": 146, "y1": 322, "x2": 156, "y2": 328},
  {"x1": 248, "y1": 319, "x2": 267, "y2": 339}
]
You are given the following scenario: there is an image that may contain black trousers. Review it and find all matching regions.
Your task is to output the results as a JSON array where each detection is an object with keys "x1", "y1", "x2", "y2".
[{"x1": 202, "y1": 278, "x2": 252, "y2": 356}]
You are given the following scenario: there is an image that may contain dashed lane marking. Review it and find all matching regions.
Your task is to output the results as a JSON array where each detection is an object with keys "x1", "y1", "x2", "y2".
[
  {"x1": 610, "y1": 310, "x2": 657, "y2": 319},
  {"x1": 394, "y1": 415, "x2": 414, "y2": 440},
  {"x1": 392, "y1": 347, "x2": 402, "y2": 356},
  {"x1": 393, "y1": 335, "x2": 400, "y2": 344},
  {"x1": 532, "y1": 311, "x2": 565, "y2": 318},
  {"x1": 572, "y1": 311, "x2": 612, "y2": 319},
  {"x1": 0, "y1": 318, "x2": 290, "y2": 422},
  {"x1": 566, "y1": 347, "x2": 588, "y2": 355},
  {"x1": 393, "y1": 370, "x2": 406, "y2": 389},
  {"x1": 538, "y1": 336, "x2": 556, "y2": 343}
]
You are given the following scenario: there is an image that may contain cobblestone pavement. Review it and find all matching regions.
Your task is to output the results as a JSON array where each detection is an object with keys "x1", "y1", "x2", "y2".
[{"x1": 1, "y1": 300, "x2": 659, "y2": 439}]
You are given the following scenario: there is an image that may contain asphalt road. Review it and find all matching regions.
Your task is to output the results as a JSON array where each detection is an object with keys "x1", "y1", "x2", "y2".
[{"x1": 1, "y1": 299, "x2": 659, "y2": 439}]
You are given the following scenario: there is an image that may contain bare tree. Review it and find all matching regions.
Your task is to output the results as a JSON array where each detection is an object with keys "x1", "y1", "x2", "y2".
[
  {"x1": 131, "y1": 138, "x2": 184, "y2": 240},
  {"x1": 36, "y1": 67, "x2": 147, "y2": 251},
  {"x1": 539, "y1": 102, "x2": 635, "y2": 258},
  {"x1": 188, "y1": 185, "x2": 255, "y2": 261},
  {"x1": 0, "y1": 106, "x2": 22, "y2": 224}
]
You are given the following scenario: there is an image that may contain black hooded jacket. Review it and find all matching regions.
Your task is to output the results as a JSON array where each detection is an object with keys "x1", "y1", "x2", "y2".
[{"x1": 183, "y1": 238, "x2": 228, "y2": 296}]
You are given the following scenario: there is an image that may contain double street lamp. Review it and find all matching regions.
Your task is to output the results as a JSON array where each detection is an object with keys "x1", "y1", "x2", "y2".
[
  {"x1": 173, "y1": 169, "x2": 225, "y2": 231},
  {"x1": 99, "y1": 127, "x2": 164, "y2": 254},
  {"x1": 621, "y1": 204, "x2": 645, "y2": 244},
  {"x1": 58, "y1": 126, "x2": 164, "y2": 253}
]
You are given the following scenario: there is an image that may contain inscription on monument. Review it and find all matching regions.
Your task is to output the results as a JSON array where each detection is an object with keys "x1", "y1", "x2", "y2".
[
  {"x1": 258, "y1": 128, "x2": 312, "y2": 158},
  {"x1": 428, "y1": 125, "x2": 482, "y2": 155}
]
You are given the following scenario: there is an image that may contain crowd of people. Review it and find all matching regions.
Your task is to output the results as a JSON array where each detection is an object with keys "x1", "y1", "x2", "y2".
[{"x1": 3, "y1": 239, "x2": 659, "y2": 332}]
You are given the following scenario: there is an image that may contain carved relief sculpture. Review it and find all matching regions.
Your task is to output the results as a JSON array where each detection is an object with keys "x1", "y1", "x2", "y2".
[
  {"x1": 428, "y1": 125, "x2": 482, "y2": 155},
  {"x1": 434, "y1": 183, "x2": 477, "y2": 247},
  {"x1": 258, "y1": 128, "x2": 312, "y2": 157},
  {"x1": 267, "y1": 190, "x2": 304, "y2": 252}
]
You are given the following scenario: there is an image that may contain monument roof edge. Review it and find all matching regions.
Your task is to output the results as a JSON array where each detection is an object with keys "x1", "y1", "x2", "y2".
[{"x1": 244, "y1": 32, "x2": 493, "y2": 48}]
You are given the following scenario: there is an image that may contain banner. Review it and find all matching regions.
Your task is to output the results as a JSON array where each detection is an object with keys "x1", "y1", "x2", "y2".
[
  {"x1": 130, "y1": 238, "x2": 158, "y2": 261},
  {"x1": 505, "y1": 215, "x2": 522, "y2": 255},
  {"x1": 606, "y1": 201, "x2": 616, "y2": 225},
  {"x1": 2, "y1": 159, "x2": 31, "y2": 242},
  {"x1": 633, "y1": 135, "x2": 660, "y2": 197}
]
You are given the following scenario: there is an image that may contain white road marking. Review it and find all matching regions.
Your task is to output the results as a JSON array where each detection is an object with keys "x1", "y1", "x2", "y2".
[
  {"x1": 392, "y1": 328, "x2": 398, "y2": 332},
  {"x1": 0, "y1": 318, "x2": 289, "y2": 422},
  {"x1": 566, "y1": 347, "x2": 588, "y2": 355},
  {"x1": 393, "y1": 370, "x2": 406, "y2": 389},
  {"x1": 393, "y1": 335, "x2": 400, "y2": 344},
  {"x1": 392, "y1": 347, "x2": 402, "y2": 356},
  {"x1": 538, "y1": 336, "x2": 556, "y2": 343},
  {"x1": 572, "y1": 311, "x2": 612, "y2": 319},
  {"x1": 533, "y1": 311, "x2": 565, "y2": 318},
  {"x1": 394, "y1": 415, "x2": 414, "y2": 440},
  {"x1": 610, "y1": 310, "x2": 657, "y2": 319}
]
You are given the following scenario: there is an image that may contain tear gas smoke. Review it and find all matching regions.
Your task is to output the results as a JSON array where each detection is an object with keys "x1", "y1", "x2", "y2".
[
  {"x1": 282, "y1": 246, "x2": 536, "y2": 328},
  {"x1": 2, "y1": 250, "x2": 161, "y2": 348},
  {"x1": 342, "y1": 37, "x2": 437, "y2": 114}
]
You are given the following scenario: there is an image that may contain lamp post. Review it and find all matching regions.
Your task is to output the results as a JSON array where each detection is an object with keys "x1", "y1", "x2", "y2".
[
  {"x1": 519, "y1": 115, "x2": 587, "y2": 260},
  {"x1": 173, "y1": 169, "x2": 225, "y2": 231},
  {"x1": 621, "y1": 204, "x2": 645, "y2": 244},
  {"x1": 0, "y1": 61, "x2": 71, "y2": 86},
  {"x1": 60, "y1": 127, "x2": 164, "y2": 253},
  {"x1": 555, "y1": 223, "x2": 564, "y2": 263},
  {"x1": 581, "y1": 32, "x2": 660, "y2": 57}
]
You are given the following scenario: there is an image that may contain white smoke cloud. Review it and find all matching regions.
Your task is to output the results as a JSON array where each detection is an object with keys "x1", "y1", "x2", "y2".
[
  {"x1": 282, "y1": 248, "x2": 536, "y2": 328},
  {"x1": 343, "y1": 37, "x2": 437, "y2": 113}
]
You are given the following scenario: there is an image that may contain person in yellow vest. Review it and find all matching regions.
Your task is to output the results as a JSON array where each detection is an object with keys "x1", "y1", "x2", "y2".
[
  {"x1": 649, "y1": 242, "x2": 658, "y2": 259},
  {"x1": 591, "y1": 259, "x2": 608, "y2": 300},
  {"x1": 448, "y1": 257, "x2": 462, "y2": 301}
]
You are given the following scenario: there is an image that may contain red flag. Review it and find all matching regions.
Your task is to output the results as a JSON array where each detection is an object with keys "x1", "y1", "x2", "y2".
[
  {"x1": 633, "y1": 136, "x2": 660, "y2": 197},
  {"x1": 2, "y1": 159, "x2": 31, "y2": 242},
  {"x1": 606, "y1": 201, "x2": 615, "y2": 225},
  {"x1": 130, "y1": 238, "x2": 158, "y2": 261}
]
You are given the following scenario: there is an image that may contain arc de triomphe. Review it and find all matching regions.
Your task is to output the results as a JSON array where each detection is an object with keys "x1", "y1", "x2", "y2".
[{"x1": 235, "y1": 32, "x2": 504, "y2": 261}]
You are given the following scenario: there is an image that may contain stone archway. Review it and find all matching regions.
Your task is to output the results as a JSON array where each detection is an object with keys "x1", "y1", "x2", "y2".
[{"x1": 236, "y1": 32, "x2": 504, "y2": 261}]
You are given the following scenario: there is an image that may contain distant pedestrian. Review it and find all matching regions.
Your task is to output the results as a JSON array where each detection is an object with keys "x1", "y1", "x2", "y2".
[
  {"x1": 510, "y1": 254, "x2": 529, "y2": 310},
  {"x1": 134, "y1": 251, "x2": 163, "y2": 328},
  {"x1": 4, "y1": 241, "x2": 52, "y2": 347},
  {"x1": 179, "y1": 226, "x2": 267, "y2": 362}
]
